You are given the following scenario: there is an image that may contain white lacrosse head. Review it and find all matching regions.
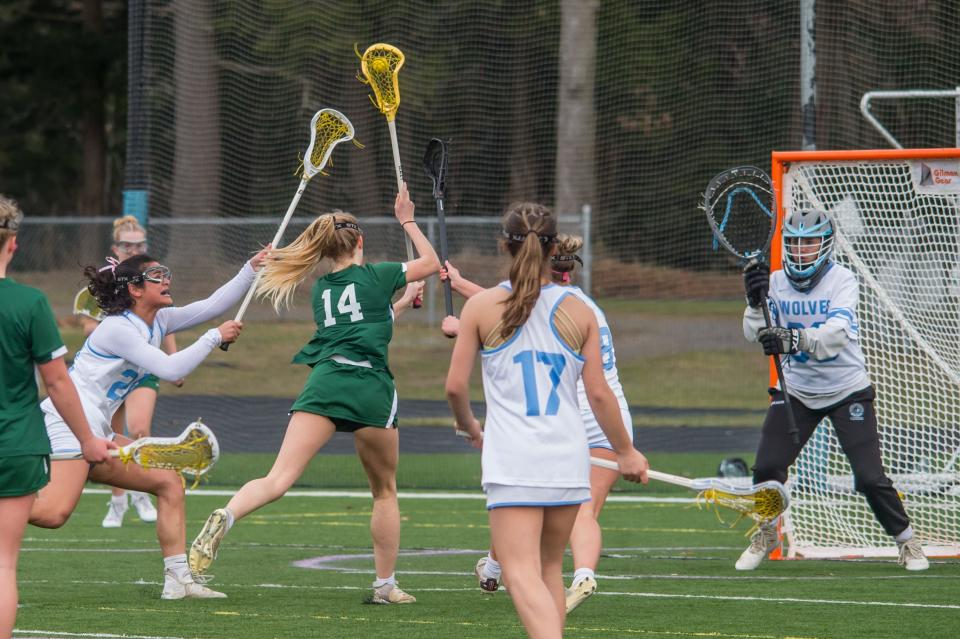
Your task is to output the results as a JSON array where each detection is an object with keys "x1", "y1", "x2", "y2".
[
  {"x1": 181, "y1": 420, "x2": 220, "y2": 477},
  {"x1": 302, "y1": 108, "x2": 356, "y2": 179}
]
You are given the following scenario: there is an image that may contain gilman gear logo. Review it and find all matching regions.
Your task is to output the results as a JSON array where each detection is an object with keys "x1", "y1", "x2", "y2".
[
  {"x1": 914, "y1": 161, "x2": 960, "y2": 193},
  {"x1": 849, "y1": 402, "x2": 865, "y2": 422}
]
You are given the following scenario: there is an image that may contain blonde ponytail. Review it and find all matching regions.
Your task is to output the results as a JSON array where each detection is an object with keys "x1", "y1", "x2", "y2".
[
  {"x1": 256, "y1": 212, "x2": 361, "y2": 311},
  {"x1": 499, "y1": 202, "x2": 557, "y2": 340},
  {"x1": 112, "y1": 215, "x2": 145, "y2": 241}
]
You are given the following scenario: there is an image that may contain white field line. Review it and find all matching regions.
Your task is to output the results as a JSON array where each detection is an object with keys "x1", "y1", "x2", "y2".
[
  {"x1": 14, "y1": 631, "x2": 187, "y2": 639},
  {"x1": 79, "y1": 487, "x2": 695, "y2": 503},
  {"x1": 18, "y1": 577, "x2": 960, "y2": 610}
]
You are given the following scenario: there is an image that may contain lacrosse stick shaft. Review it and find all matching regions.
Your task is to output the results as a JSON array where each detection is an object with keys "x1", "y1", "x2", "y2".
[
  {"x1": 387, "y1": 119, "x2": 415, "y2": 262},
  {"x1": 220, "y1": 179, "x2": 309, "y2": 351},
  {"x1": 760, "y1": 301, "x2": 801, "y2": 445},
  {"x1": 435, "y1": 198, "x2": 454, "y2": 316},
  {"x1": 590, "y1": 457, "x2": 693, "y2": 488}
]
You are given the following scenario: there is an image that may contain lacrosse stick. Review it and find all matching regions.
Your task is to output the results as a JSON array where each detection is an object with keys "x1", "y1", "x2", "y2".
[
  {"x1": 703, "y1": 166, "x2": 800, "y2": 445},
  {"x1": 591, "y1": 457, "x2": 789, "y2": 525},
  {"x1": 423, "y1": 138, "x2": 454, "y2": 318},
  {"x1": 221, "y1": 108, "x2": 360, "y2": 350},
  {"x1": 52, "y1": 420, "x2": 220, "y2": 488},
  {"x1": 357, "y1": 42, "x2": 421, "y2": 309}
]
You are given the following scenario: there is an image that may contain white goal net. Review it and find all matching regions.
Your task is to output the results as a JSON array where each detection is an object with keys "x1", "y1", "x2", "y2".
[{"x1": 774, "y1": 149, "x2": 960, "y2": 559}]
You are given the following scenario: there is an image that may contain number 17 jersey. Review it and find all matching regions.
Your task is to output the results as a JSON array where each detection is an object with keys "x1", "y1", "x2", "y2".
[{"x1": 480, "y1": 285, "x2": 588, "y2": 489}]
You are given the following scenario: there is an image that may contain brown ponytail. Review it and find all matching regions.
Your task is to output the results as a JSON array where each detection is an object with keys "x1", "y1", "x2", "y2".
[
  {"x1": 499, "y1": 202, "x2": 557, "y2": 340},
  {"x1": 257, "y1": 212, "x2": 362, "y2": 311}
]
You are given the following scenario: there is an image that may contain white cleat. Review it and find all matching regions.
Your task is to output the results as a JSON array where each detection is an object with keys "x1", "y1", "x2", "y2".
[
  {"x1": 101, "y1": 499, "x2": 128, "y2": 528},
  {"x1": 161, "y1": 569, "x2": 227, "y2": 599},
  {"x1": 131, "y1": 491, "x2": 158, "y2": 523},
  {"x1": 565, "y1": 576, "x2": 596, "y2": 613},
  {"x1": 189, "y1": 509, "x2": 229, "y2": 575},
  {"x1": 371, "y1": 583, "x2": 416, "y2": 604},
  {"x1": 475, "y1": 557, "x2": 500, "y2": 593},
  {"x1": 898, "y1": 538, "x2": 929, "y2": 571},
  {"x1": 735, "y1": 524, "x2": 779, "y2": 571}
]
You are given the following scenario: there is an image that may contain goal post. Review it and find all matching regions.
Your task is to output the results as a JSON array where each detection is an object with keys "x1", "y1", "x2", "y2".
[{"x1": 769, "y1": 148, "x2": 960, "y2": 560}]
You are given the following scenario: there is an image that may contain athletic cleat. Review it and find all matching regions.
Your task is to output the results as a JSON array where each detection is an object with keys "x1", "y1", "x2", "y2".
[
  {"x1": 189, "y1": 509, "x2": 229, "y2": 575},
  {"x1": 565, "y1": 576, "x2": 596, "y2": 613},
  {"x1": 897, "y1": 537, "x2": 929, "y2": 571},
  {"x1": 101, "y1": 498, "x2": 128, "y2": 528},
  {"x1": 475, "y1": 557, "x2": 499, "y2": 593},
  {"x1": 735, "y1": 523, "x2": 779, "y2": 571},
  {"x1": 160, "y1": 569, "x2": 227, "y2": 600},
  {"x1": 131, "y1": 491, "x2": 158, "y2": 523},
  {"x1": 371, "y1": 583, "x2": 416, "y2": 604}
]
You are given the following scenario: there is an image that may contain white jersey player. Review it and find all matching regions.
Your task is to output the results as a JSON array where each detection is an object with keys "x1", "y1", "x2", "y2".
[
  {"x1": 29, "y1": 247, "x2": 269, "y2": 600},
  {"x1": 446, "y1": 204, "x2": 647, "y2": 638},
  {"x1": 737, "y1": 207, "x2": 927, "y2": 572}
]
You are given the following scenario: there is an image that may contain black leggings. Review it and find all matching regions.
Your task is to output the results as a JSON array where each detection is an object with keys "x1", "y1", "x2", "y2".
[{"x1": 753, "y1": 386, "x2": 910, "y2": 537}]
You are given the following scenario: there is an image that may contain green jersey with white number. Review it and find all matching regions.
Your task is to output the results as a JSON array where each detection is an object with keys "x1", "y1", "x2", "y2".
[
  {"x1": 293, "y1": 262, "x2": 407, "y2": 371},
  {"x1": 0, "y1": 278, "x2": 65, "y2": 457}
]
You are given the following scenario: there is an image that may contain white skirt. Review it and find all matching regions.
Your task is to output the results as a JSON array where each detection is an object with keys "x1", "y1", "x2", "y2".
[{"x1": 484, "y1": 483, "x2": 591, "y2": 510}]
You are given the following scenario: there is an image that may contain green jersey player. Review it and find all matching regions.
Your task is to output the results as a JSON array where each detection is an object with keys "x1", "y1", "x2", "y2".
[{"x1": 191, "y1": 183, "x2": 437, "y2": 605}]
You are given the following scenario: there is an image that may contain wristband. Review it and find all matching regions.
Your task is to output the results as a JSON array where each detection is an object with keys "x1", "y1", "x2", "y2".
[{"x1": 401, "y1": 220, "x2": 416, "y2": 227}]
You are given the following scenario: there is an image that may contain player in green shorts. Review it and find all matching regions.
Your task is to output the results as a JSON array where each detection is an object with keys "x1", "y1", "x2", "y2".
[
  {"x1": 0, "y1": 196, "x2": 113, "y2": 637},
  {"x1": 191, "y1": 183, "x2": 438, "y2": 604}
]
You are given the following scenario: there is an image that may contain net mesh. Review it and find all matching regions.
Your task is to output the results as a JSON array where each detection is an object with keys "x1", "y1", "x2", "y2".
[{"x1": 778, "y1": 153, "x2": 960, "y2": 558}]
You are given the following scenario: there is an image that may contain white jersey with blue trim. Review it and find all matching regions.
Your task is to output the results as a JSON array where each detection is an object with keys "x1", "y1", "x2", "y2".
[
  {"x1": 40, "y1": 263, "x2": 254, "y2": 437},
  {"x1": 565, "y1": 286, "x2": 633, "y2": 447},
  {"x1": 480, "y1": 284, "x2": 589, "y2": 489},
  {"x1": 752, "y1": 263, "x2": 869, "y2": 398}
]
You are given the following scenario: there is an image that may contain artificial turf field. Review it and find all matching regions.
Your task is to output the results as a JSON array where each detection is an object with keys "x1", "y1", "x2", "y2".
[{"x1": 15, "y1": 453, "x2": 960, "y2": 639}]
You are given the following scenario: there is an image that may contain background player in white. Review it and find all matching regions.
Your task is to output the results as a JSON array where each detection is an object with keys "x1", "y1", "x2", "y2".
[
  {"x1": 446, "y1": 203, "x2": 648, "y2": 639},
  {"x1": 73, "y1": 215, "x2": 178, "y2": 527},
  {"x1": 29, "y1": 246, "x2": 268, "y2": 599},
  {"x1": 739, "y1": 207, "x2": 927, "y2": 571},
  {"x1": 0, "y1": 196, "x2": 113, "y2": 638},
  {"x1": 440, "y1": 234, "x2": 635, "y2": 613}
]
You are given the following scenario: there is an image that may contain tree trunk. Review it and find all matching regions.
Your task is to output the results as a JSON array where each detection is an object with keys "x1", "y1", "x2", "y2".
[
  {"x1": 555, "y1": 0, "x2": 598, "y2": 216},
  {"x1": 80, "y1": 0, "x2": 105, "y2": 215},
  {"x1": 167, "y1": 0, "x2": 221, "y2": 271}
]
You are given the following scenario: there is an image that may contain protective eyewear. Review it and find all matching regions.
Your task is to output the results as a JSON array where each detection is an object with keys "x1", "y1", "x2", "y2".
[
  {"x1": 115, "y1": 240, "x2": 149, "y2": 253},
  {"x1": 142, "y1": 265, "x2": 172, "y2": 283}
]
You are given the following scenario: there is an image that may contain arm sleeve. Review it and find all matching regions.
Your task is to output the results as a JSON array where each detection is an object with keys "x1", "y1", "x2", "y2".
[
  {"x1": 742, "y1": 306, "x2": 766, "y2": 342},
  {"x1": 799, "y1": 323, "x2": 850, "y2": 360},
  {"x1": 371, "y1": 262, "x2": 408, "y2": 298},
  {"x1": 157, "y1": 262, "x2": 255, "y2": 334},
  {"x1": 797, "y1": 271, "x2": 859, "y2": 359},
  {"x1": 30, "y1": 294, "x2": 67, "y2": 363},
  {"x1": 90, "y1": 321, "x2": 222, "y2": 381}
]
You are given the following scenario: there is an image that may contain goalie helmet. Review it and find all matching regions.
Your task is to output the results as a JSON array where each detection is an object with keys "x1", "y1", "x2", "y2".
[{"x1": 782, "y1": 207, "x2": 834, "y2": 291}]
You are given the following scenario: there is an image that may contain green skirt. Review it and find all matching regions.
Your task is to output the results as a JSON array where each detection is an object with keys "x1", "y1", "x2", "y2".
[
  {"x1": 290, "y1": 359, "x2": 398, "y2": 431},
  {"x1": 0, "y1": 454, "x2": 50, "y2": 497}
]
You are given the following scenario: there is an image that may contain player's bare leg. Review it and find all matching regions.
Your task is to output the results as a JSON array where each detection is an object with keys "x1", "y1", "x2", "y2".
[
  {"x1": 124, "y1": 386, "x2": 159, "y2": 522},
  {"x1": 490, "y1": 504, "x2": 579, "y2": 638},
  {"x1": 355, "y1": 427, "x2": 413, "y2": 603},
  {"x1": 0, "y1": 493, "x2": 35, "y2": 638},
  {"x1": 566, "y1": 448, "x2": 618, "y2": 612},
  {"x1": 190, "y1": 412, "x2": 336, "y2": 576},
  {"x1": 29, "y1": 460, "x2": 89, "y2": 528}
]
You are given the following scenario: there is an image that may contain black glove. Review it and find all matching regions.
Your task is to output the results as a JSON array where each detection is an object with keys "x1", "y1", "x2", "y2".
[
  {"x1": 757, "y1": 327, "x2": 805, "y2": 355},
  {"x1": 743, "y1": 261, "x2": 770, "y2": 308}
]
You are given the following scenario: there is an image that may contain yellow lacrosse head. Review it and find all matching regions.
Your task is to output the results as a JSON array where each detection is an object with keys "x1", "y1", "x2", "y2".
[
  {"x1": 357, "y1": 43, "x2": 405, "y2": 122},
  {"x1": 696, "y1": 484, "x2": 788, "y2": 525},
  {"x1": 117, "y1": 420, "x2": 220, "y2": 489}
]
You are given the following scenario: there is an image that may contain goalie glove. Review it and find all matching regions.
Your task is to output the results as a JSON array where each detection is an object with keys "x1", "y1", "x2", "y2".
[
  {"x1": 743, "y1": 261, "x2": 770, "y2": 308},
  {"x1": 757, "y1": 326, "x2": 807, "y2": 355}
]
